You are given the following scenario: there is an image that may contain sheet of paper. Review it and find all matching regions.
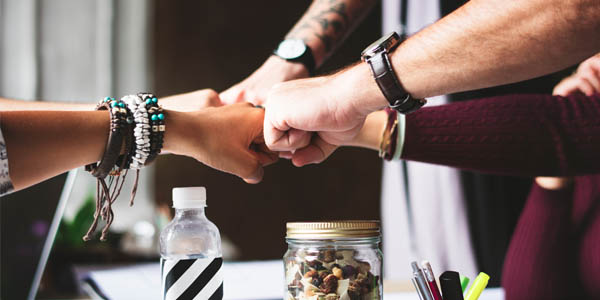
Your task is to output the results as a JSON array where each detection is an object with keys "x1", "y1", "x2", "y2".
[
  {"x1": 385, "y1": 288, "x2": 504, "y2": 300},
  {"x1": 83, "y1": 260, "x2": 504, "y2": 300},
  {"x1": 84, "y1": 260, "x2": 284, "y2": 300}
]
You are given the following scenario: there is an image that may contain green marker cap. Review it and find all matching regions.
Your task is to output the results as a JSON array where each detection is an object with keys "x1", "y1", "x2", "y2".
[{"x1": 460, "y1": 275, "x2": 470, "y2": 292}]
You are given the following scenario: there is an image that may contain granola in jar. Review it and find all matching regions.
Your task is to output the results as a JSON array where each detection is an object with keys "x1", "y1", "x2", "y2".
[{"x1": 284, "y1": 221, "x2": 382, "y2": 300}]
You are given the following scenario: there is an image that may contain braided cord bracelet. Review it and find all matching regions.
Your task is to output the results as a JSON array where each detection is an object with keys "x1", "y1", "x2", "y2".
[{"x1": 84, "y1": 97, "x2": 131, "y2": 241}]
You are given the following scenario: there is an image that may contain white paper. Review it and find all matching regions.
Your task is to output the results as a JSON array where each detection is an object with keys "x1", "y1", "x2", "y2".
[
  {"x1": 84, "y1": 260, "x2": 504, "y2": 300},
  {"x1": 84, "y1": 260, "x2": 284, "y2": 300}
]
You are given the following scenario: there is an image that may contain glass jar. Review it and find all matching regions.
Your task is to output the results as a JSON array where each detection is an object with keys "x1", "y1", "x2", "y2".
[{"x1": 284, "y1": 221, "x2": 383, "y2": 300}]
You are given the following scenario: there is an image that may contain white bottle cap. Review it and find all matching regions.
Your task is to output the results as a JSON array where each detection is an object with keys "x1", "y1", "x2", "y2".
[{"x1": 172, "y1": 187, "x2": 207, "y2": 209}]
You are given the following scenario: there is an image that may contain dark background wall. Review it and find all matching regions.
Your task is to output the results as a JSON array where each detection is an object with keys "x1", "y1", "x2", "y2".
[{"x1": 152, "y1": 0, "x2": 383, "y2": 261}]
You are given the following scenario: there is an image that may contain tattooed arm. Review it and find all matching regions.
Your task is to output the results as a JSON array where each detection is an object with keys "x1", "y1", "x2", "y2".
[
  {"x1": 286, "y1": 0, "x2": 377, "y2": 66},
  {"x1": 220, "y1": 0, "x2": 377, "y2": 105}
]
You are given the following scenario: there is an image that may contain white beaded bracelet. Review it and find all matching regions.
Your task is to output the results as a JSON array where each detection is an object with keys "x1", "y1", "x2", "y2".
[{"x1": 122, "y1": 94, "x2": 151, "y2": 170}]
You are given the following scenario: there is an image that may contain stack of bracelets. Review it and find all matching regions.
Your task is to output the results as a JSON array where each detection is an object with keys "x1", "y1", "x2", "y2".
[{"x1": 83, "y1": 93, "x2": 165, "y2": 241}]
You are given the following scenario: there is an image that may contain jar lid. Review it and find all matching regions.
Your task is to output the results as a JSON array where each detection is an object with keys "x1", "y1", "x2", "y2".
[{"x1": 286, "y1": 220, "x2": 380, "y2": 239}]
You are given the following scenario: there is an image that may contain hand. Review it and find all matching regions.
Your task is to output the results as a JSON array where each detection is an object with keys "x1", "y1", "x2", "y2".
[
  {"x1": 220, "y1": 56, "x2": 309, "y2": 106},
  {"x1": 553, "y1": 53, "x2": 600, "y2": 96},
  {"x1": 161, "y1": 89, "x2": 222, "y2": 112},
  {"x1": 164, "y1": 103, "x2": 278, "y2": 183},
  {"x1": 264, "y1": 64, "x2": 385, "y2": 166}
]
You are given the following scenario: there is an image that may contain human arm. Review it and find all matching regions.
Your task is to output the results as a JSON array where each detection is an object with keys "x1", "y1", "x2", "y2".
[
  {"x1": 535, "y1": 52, "x2": 600, "y2": 189},
  {"x1": 0, "y1": 89, "x2": 221, "y2": 112},
  {"x1": 349, "y1": 93, "x2": 600, "y2": 177},
  {"x1": 264, "y1": 0, "x2": 600, "y2": 163},
  {"x1": 219, "y1": 0, "x2": 377, "y2": 105},
  {"x1": 1, "y1": 103, "x2": 275, "y2": 192}
]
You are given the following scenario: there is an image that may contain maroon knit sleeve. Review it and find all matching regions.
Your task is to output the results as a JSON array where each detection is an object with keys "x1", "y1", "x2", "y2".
[{"x1": 401, "y1": 93, "x2": 600, "y2": 176}]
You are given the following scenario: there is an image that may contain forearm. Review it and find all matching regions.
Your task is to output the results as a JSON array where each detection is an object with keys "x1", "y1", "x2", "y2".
[
  {"x1": 346, "y1": 109, "x2": 386, "y2": 150},
  {"x1": 392, "y1": 0, "x2": 600, "y2": 99},
  {"x1": 1, "y1": 111, "x2": 109, "y2": 190},
  {"x1": 0, "y1": 97, "x2": 93, "y2": 111},
  {"x1": 351, "y1": 93, "x2": 600, "y2": 176},
  {"x1": 286, "y1": 0, "x2": 377, "y2": 66},
  {"x1": 401, "y1": 94, "x2": 600, "y2": 176},
  {"x1": 1, "y1": 109, "x2": 191, "y2": 191}
]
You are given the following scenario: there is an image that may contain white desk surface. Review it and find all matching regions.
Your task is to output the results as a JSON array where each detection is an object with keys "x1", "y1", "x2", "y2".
[{"x1": 79, "y1": 260, "x2": 504, "y2": 300}]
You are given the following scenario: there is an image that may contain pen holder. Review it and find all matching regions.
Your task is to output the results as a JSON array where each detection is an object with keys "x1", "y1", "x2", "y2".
[{"x1": 284, "y1": 221, "x2": 383, "y2": 300}]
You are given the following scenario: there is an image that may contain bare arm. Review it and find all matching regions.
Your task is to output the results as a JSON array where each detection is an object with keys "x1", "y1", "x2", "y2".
[
  {"x1": 2, "y1": 110, "x2": 109, "y2": 190},
  {"x1": 286, "y1": 0, "x2": 378, "y2": 66},
  {"x1": 1, "y1": 103, "x2": 276, "y2": 192},
  {"x1": 220, "y1": 0, "x2": 377, "y2": 104},
  {"x1": 390, "y1": 0, "x2": 600, "y2": 100},
  {"x1": 0, "y1": 98, "x2": 93, "y2": 111},
  {"x1": 0, "y1": 90, "x2": 218, "y2": 112}
]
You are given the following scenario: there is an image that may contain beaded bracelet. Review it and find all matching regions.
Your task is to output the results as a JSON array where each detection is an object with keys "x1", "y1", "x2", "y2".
[
  {"x1": 138, "y1": 93, "x2": 165, "y2": 165},
  {"x1": 84, "y1": 96, "x2": 132, "y2": 241},
  {"x1": 122, "y1": 94, "x2": 151, "y2": 169},
  {"x1": 84, "y1": 93, "x2": 165, "y2": 241}
]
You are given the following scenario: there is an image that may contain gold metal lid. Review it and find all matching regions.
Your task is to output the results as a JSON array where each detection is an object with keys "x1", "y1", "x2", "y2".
[{"x1": 286, "y1": 220, "x2": 381, "y2": 239}]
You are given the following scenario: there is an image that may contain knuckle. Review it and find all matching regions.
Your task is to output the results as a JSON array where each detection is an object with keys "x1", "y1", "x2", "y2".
[{"x1": 204, "y1": 89, "x2": 219, "y2": 98}]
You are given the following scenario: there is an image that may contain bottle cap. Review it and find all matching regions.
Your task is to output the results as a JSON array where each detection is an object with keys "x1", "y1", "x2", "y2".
[{"x1": 172, "y1": 187, "x2": 207, "y2": 209}]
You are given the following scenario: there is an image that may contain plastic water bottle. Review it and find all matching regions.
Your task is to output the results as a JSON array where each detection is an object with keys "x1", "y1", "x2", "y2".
[{"x1": 160, "y1": 187, "x2": 223, "y2": 300}]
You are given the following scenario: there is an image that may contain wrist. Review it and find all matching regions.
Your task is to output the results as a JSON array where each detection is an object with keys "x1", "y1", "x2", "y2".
[
  {"x1": 265, "y1": 55, "x2": 310, "y2": 81},
  {"x1": 334, "y1": 62, "x2": 388, "y2": 117},
  {"x1": 345, "y1": 110, "x2": 387, "y2": 151},
  {"x1": 164, "y1": 110, "x2": 214, "y2": 162},
  {"x1": 163, "y1": 110, "x2": 187, "y2": 155}
]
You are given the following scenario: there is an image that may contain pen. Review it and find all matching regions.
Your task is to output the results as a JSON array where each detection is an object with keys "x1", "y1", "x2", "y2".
[
  {"x1": 439, "y1": 271, "x2": 464, "y2": 300},
  {"x1": 460, "y1": 275, "x2": 470, "y2": 293},
  {"x1": 411, "y1": 261, "x2": 434, "y2": 300},
  {"x1": 412, "y1": 277, "x2": 425, "y2": 300},
  {"x1": 464, "y1": 272, "x2": 490, "y2": 300},
  {"x1": 421, "y1": 261, "x2": 443, "y2": 300}
]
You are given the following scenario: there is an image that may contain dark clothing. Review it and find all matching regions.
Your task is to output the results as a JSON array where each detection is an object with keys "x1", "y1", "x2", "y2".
[
  {"x1": 502, "y1": 176, "x2": 600, "y2": 299},
  {"x1": 401, "y1": 93, "x2": 600, "y2": 298},
  {"x1": 403, "y1": 93, "x2": 600, "y2": 176}
]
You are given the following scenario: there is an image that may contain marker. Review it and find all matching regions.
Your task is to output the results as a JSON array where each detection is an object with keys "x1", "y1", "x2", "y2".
[
  {"x1": 439, "y1": 271, "x2": 464, "y2": 300},
  {"x1": 464, "y1": 272, "x2": 490, "y2": 300},
  {"x1": 411, "y1": 261, "x2": 434, "y2": 300},
  {"x1": 460, "y1": 275, "x2": 470, "y2": 293},
  {"x1": 421, "y1": 261, "x2": 443, "y2": 300}
]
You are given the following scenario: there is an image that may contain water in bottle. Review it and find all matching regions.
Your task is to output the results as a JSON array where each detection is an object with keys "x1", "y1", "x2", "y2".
[{"x1": 160, "y1": 187, "x2": 223, "y2": 300}]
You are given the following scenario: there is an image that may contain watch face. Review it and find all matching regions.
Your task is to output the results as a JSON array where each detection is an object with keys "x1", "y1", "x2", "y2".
[
  {"x1": 276, "y1": 39, "x2": 307, "y2": 59},
  {"x1": 361, "y1": 32, "x2": 401, "y2": 59}
]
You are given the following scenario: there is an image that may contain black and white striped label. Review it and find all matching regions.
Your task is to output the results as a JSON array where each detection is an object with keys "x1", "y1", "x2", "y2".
[{"x1": 161, "y1": 257, "x2": 223, "y2": 300}]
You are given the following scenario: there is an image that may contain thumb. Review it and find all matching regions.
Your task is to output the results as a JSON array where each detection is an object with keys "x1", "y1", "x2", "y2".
[
  {"x1": 291, "y1": 135, "x2": 338, "y2": 167},
  {"x1": 232, "y1": 148, "x2": 265, "y2": 184}
]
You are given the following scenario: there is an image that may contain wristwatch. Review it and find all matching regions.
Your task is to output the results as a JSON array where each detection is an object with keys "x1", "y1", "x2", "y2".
[
  {"x1": 361, "y1": 32, "x2": 426, "y2": 114},
  {"x1": 274, "y1": 39, "x2": 316, "y2": 75}
]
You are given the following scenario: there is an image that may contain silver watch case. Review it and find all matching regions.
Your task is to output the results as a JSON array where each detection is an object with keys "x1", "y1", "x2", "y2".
[{"x1": 361, "y1": 32, "x2": 401, "y2": 61}]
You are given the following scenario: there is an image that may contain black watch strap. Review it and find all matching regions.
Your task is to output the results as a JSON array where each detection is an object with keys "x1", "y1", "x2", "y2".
[
  {"x1": 296, "y1": 46, "x2": 316, "y2": 76},
  {"x1": 273, "y1": 42, "x2": 316, "y2": 76},
  {"x1": 367, "y1": 52, "x2": 426, "y2": 114}
]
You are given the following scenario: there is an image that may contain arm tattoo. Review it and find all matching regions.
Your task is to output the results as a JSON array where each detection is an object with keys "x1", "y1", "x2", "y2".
[{"x1": 286, "y1": 0, "x2": 375, "y2": 54}]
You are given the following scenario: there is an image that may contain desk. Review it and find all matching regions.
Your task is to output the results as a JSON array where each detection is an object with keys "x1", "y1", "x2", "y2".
[{"x1": 79, "y1": 261, "x2": 504, "y2": 300}]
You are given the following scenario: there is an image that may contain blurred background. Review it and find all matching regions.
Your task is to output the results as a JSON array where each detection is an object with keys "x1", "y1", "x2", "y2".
[{"x1": 0, "y1": 0, "x2": 382, "y2": 298}]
